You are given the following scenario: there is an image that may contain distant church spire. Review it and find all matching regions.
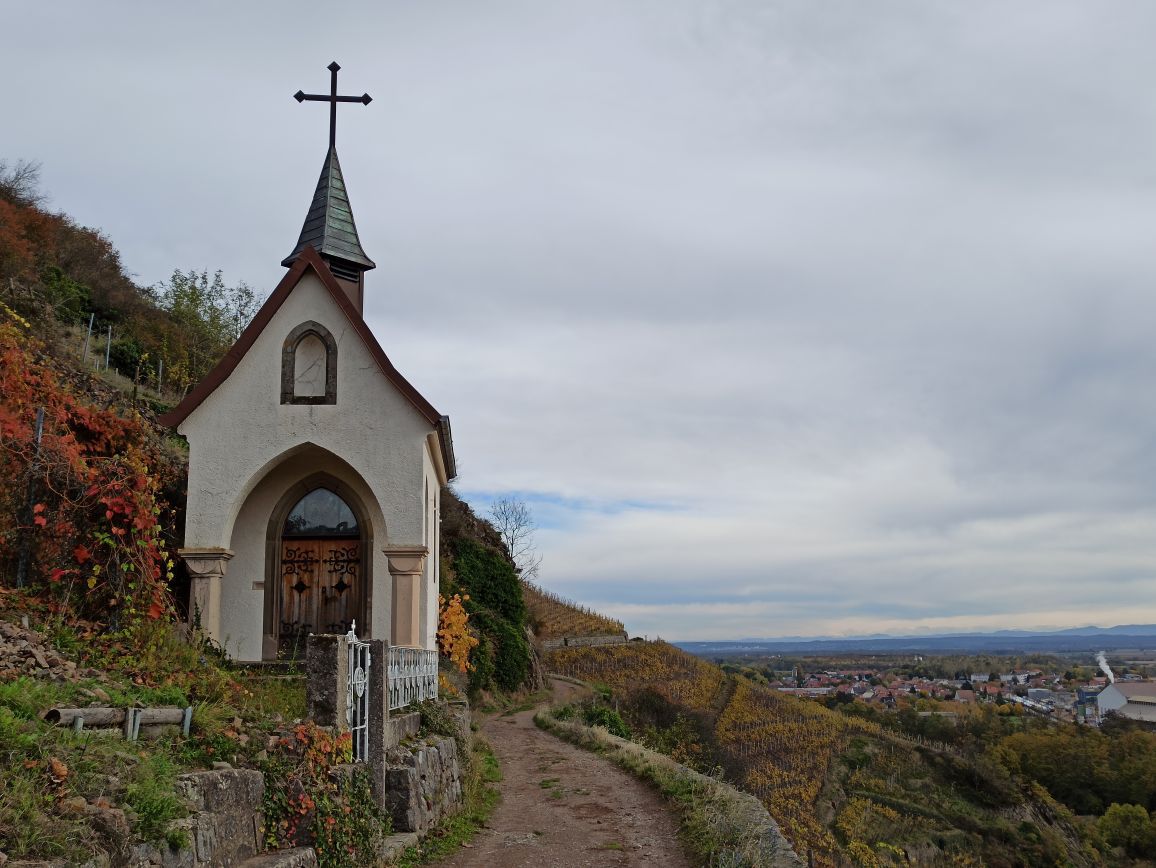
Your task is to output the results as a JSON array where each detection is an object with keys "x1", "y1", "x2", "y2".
[{"x1": 282, "y1": 62, "x2": 376, "y2": 309}]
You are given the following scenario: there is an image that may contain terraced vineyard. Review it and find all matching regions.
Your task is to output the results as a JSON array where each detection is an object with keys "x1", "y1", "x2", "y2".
[
  {"x1": 522, "y1": 581, "x2": 626, "y2": 640},
  {"x1": 716, "y1": 679, "x2": 880, "y2": 862},
  {"x1": 550, "y1": 640, "x2": 725, "y2": 709},
  {"x1": 547, "y1": 642, "x2": 1091, "y2": 867}
]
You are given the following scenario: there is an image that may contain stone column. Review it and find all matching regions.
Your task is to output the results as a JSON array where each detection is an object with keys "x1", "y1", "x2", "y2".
[
  {"x1": 178, "y1": 548, "x2": 233, "y2": 642},
  {"x1": 305, "y1": 633, "x2": 351, "y2": 730},
  {"x1": 366, "y1": 638, "x2": 390, "y2": 808},
  {"x1": 384, "y1": 545, "x2": 428, "y2": 647}
]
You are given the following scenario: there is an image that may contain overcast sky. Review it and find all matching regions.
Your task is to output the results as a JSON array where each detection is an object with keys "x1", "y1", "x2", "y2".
[{"x1": 8, "y1": 1, "x2": 1156, "y2": 639}]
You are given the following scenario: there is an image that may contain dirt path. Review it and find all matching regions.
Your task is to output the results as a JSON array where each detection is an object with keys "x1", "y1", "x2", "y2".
[{"x1": 437, "y1": 678, "x2": 692, "y2": 868}]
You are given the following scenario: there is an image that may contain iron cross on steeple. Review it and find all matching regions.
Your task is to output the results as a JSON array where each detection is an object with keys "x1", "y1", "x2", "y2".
[{"x1": 293, "y1": 62, "x2": 372, "y2": 150}]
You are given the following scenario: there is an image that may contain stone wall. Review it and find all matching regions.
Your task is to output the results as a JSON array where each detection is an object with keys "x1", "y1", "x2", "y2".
[
  {"x1": 382, "y1": 736, "x2": 463, "y2": 833},
  {"x1": 542, "y1": 633, "x2": 628, "y2": 651},
  {"x1": 125, "y1": 768, "x2": 267, "y2": 867}
]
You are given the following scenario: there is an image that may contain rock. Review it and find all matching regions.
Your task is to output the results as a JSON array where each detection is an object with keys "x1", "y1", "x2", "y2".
[
  {"x1": 173, "y1": 769, "x2": 264, "y2": 864},
  {"x1": 238, "y1": 848, "x2": 317, "y2": 867},
  {"x1": 211, "y1": 761, "x2": 233, "y2": 771},
  {"x1": 59, "y1": 796, "x2": 88, "y2": 815},
  {"x1": 86, "y1": 805, "x2": 131, "y2": 853}
]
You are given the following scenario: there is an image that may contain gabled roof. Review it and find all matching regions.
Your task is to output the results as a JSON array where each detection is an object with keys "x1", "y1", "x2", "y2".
[
  {"x1": 1114, "y1": 682, "x2": 1156, "y2": 701},
  {"x1": 159, "y1": 246, "x2": 455, "y2": 478},
  {"x1": 281, "y1": 147, "x2": 376, "y2": 271}
]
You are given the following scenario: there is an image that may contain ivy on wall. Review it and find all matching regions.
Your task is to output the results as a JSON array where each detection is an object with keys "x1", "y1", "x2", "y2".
[{"x1": 0, "y1": 307, "x2": 182, "y2": 625}]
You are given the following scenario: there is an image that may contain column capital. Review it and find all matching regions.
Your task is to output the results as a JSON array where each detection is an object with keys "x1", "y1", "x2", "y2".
[
  {"x1": 178, "y1": 547, "x2": 234, "y2": 578},
  {"x1": 383, "y1": 545, "x2": 428, "y2": 577}
]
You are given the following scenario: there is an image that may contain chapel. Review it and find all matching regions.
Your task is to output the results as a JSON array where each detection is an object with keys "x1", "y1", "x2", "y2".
[{"x1": 159, "y1": 64, "x2": 455, "y2": 662}]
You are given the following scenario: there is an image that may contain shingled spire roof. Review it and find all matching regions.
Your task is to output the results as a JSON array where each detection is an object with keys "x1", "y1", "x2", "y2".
[{"x1": 281, "y1": 146, "x2": 376, "y2": 272}]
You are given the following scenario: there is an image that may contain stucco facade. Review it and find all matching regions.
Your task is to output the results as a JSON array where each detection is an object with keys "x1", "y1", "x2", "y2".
[{"x1": 164, "y1": 251, "x2": 453, "y2": 662}]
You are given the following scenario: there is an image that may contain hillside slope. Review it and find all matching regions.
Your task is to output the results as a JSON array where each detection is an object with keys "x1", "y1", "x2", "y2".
[
  {"x1": 522, "y1": 580, "x2": 625, "y2": 642},
  {"x1": 549, "y1": 642, "x2": 1096, "y2": 867}
]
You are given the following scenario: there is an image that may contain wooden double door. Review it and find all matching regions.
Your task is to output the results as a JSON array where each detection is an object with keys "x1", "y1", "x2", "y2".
[{"x1": 277, "y1": 537, "x2": 364, "y2": 658}]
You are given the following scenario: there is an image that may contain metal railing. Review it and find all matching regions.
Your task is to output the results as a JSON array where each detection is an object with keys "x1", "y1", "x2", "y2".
[
  {"x1": 345, "y1": 623, "x2": 371, "y2": 762},
  {"x1": 388, "y1": 645, "x2": 438, "y2": 711}
]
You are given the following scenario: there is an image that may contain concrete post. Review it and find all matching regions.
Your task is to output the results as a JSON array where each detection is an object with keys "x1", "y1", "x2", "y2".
[
  {"x1": 366, "y1": 638, "x2": 390, "y2": 808},
  {"x1": 305, "y1": 633, "x2": 350, "y2": 732},
  {"x1": 178, "y1": 548, "x2": 233, "y2": 641},
  {"x1": 384, "y1": 546, "x2": 428, "y2": 647}
]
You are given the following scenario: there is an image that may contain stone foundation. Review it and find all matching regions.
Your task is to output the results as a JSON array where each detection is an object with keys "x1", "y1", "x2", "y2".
[
  {"x1": 382, "y1": 736, "x2": 463, "y2": 833},
  {"x1": 385, "y1": 710, "x2": 421, "y2": 747},
  {"x1": 123, "y1": 768, "x2": 264, "y2": 867}
]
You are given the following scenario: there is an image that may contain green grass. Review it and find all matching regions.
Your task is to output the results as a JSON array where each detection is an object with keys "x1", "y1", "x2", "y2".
[
  {"x1": 124, "y1": 753, "x2": 187, "y2": 844},
  {"x1": 0, "y1": 611, "x2": 307, "y2": 863},
  {"x1": 478, "y1": 687, "x2": 552, "y2": 717},
  {"x1": 481, "y1": 745, "x2": 502, "y2": 782}
]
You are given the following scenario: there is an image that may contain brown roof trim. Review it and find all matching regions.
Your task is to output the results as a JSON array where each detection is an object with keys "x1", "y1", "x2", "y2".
[{"x1": 159, "y1": 248, "x2": 456, "y2": 477}]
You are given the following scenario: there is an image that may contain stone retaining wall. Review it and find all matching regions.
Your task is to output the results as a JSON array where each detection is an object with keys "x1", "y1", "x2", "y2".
[
  {"x1": 541, "y1": 633, "x2": 628, "y2": 651},
  {"x1": 125, "y1": 767, "x2": 264, "y2": 867},
  {"x1": 382, "y1": 736, "x2": 463, "y2": 833}
]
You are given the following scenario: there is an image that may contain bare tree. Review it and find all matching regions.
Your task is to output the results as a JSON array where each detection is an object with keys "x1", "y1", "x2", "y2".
[
  {"x1": 0, "y1": 159, "x2": 45, "y2": 208},
  {"x1": 489, "y1": 496, "x2": 542, "y2": 580}
]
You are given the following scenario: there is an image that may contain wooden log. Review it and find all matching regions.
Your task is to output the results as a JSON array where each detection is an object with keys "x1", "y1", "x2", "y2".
[
  {"x1": 43, "y1": 707, "x2": 126, "y2": 727},
  {"x1": 134, "y1": 708, "x2": 187, "y2": 726},
  {"x1": 43, "y1": 706, "x2": 188, "y2": 727}
]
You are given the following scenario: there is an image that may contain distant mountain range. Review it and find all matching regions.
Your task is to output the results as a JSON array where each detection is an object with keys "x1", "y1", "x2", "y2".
[{"x1": 676, "y1": 625, "x2": 1156, "y2": 657}]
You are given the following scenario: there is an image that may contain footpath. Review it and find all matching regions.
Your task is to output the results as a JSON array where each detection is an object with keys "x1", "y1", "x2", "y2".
[{"x1": 435, "y1": 678, "x2": 692, "y2": 867}]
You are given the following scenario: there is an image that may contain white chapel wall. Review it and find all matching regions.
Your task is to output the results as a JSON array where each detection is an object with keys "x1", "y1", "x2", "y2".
[
  {"x1": 420, "y1": 443, "x2": 440, "y2": 650},
  {"x1": 220, "y1": 449, "x2": 389, "y2": 661},
  {"x1": 178, "y1": 271, "x2": 438, "y2": 659}
]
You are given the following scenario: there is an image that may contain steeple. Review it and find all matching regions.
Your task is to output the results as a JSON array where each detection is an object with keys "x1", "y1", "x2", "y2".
[{"x1": 282, "y1": 62, "x2": 375, "y2": 311}]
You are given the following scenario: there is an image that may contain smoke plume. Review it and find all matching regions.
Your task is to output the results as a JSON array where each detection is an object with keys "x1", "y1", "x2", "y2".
[{"x1": 1096, "y1": 651, "x2": 1115, "y2": 684}]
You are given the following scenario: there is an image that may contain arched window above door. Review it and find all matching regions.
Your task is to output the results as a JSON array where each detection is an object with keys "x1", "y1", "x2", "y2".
[
  {"x1": 283, "y1": 488, "x2": 359, "y2": 537},
  {"x1": 281, "y1": 321, "x2": 337, "y2": 404}
]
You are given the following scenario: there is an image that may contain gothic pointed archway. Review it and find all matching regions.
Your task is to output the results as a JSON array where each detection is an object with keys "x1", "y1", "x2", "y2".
[{"x1": 263, "y1": 474, "x2": 372, "y2": 660}]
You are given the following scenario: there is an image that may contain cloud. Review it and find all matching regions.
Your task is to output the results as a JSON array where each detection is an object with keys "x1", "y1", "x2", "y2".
[{"x1": 8, "y1": 1, "x2": 1156, "y2": 639}]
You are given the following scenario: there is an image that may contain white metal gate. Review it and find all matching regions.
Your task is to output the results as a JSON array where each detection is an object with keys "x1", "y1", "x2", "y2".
[{"x1": 345, "y1": 622, "x2": 371, "y2": 762}]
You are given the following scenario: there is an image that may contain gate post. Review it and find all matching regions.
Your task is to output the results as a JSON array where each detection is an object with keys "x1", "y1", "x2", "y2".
[
  {"x1": 305, "y1": 633, "x2": 350, "y2": 732},
  {"x1": 366, "y1": 638, "x2": 390, "y2": 808}
]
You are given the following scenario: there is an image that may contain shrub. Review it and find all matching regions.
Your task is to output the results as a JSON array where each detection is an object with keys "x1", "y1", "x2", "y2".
[
  {"x1": 261, "y1": 722, "x2": 388, "y2": 867},
  {"x1": 582, "y1": 705, "x2": 630, "y2": 739}
]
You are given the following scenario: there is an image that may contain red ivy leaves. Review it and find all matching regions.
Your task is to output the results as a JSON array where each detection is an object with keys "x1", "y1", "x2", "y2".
[{"x1": 0, "y1": 317, "x2": 176, "y2": 625}]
